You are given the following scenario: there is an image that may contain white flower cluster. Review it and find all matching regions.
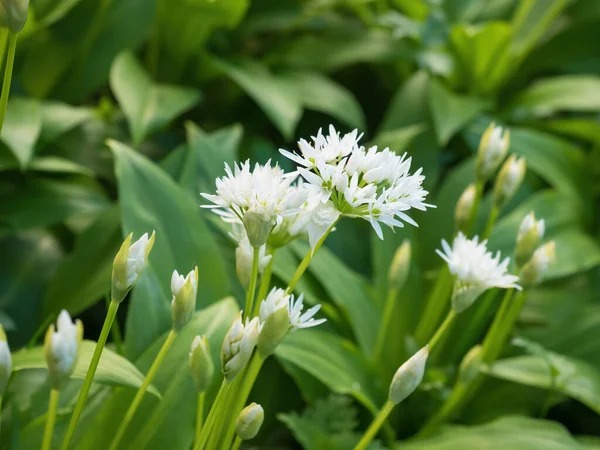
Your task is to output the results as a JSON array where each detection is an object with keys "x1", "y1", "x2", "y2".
[
  {"x1": 437, "y1": 233, "x2": 521, "y2": 312},
  {"x1": 259, "y1": 287, "x2": 326, "y2": 332}
]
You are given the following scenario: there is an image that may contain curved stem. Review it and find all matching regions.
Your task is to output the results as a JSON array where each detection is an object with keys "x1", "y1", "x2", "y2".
[
  {"x1": 372, "y1": 287, "x2": 398, "y2": 362},
  {"x1": 253, "y1": 250, "x2": 275, "y2": 317},
  {"x1": 108, "y1": 329, "x2": 177, "y2": 450},
  {"x1": 354, "y1": 400, "x2": 395, "y2": 450},
  {"x1": 231, "y1": 436, "x2": 242, "y2": 450},
  {"x1": 482, "y1": 205, "x2": 500, "y2": 240},
  {"x1": 466, "y1": 181, "x2": 484, "y2": 236},
  {"x1": 427, "y1": 309, "x2": 456, "y2": 358},
  {"x1": 61, "y1": 299, "x2": 120, "y2": 450},
  {"x1": 414, "y1": 268, "x2": 453, "y2": 345},
  {"x1": 243, "y1": 248, "x2": 260, "y2": 320},
  {"x1": 194, "y1": 392, "x2": 205, "y2": 449},
  {"x1": 195, "y1": 380, "x2": 231, "y2": 450},
  {"x1": 42, "y1": 389, "x2": 60, "y2": 450},
  {"x1": 0, "y1": 32, "x2": 18, "y2": 134}
]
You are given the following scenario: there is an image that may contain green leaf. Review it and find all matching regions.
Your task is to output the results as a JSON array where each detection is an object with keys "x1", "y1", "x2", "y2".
[
  {"x1": 110, "y1": 51, "x2": 201, "y2": 145},
  {"x1": 39, "y1": 101, "x2": 94, "y2": 144},
  {"x1": 214, "y1": 58, "x2": 302, "y2": 140},
  {"x1": 402, "y1": 416, "x2": 584, "y2": 449},
  {"x1": 110, "y1": 140, "x2": 230, "y2": 359},
  {"x1": 546, "y1": 228, "x2": 600, "y2": 279},
  {"x1": 30, "y1": 0, "x2": 86, "y2": 28},
  {"x1": 428, "y1": 79, "x2": 490, "y2": 145},
  {"x1": 279, "y1": 71, "x2": 366, "y2": 130},
  {"x1": 11, "y1": 340, "x2": 160, "y2": 397},
  {"x1": 43, "y1": 206, "x2": 122, "y2": 317},
  {"x1": 378, "y1": 71, "x2": 430, "y2": 134},
  {"x1": 485, "y1": 350, "x2": 600, "y2": 415},
  {"x1": 1, "y1": 98, "x2": 42, "y2": 169}
]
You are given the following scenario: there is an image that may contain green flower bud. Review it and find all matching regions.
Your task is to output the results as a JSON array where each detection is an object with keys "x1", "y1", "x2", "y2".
[
  {"x1": 520, "y1": 241, "x2": 556, "y2": 288},
  {"x1": 0, "y1": 0, "x2": 29, "y2": 33},
  {"x1": 458, "y1": 345, "x2": 482, "y2": 385},
  {"x1": 189, "y1": 335, "x2": 214, "y2": 393},
  {"x1": 242, "y1": 208, "x2": 273, "y2": 248},
  {"x1": 221, "y1": 313, "x2": 260, "y2": 381},
  {"x1": 454, "y1": 184, "x2": 476, "y2": 233},
  {"x1": 388, "y1": 240, "x2": 411, "y2": 291},
  {"x1": 514, "y1": 212, "x2": 545, "y2": 268},
  {"x1": 111, "y1": 231, "x2": 156, "y2": 303},
  {"x1": 171, "y1": 267, "x2": 198, "y2": 333},
  {"x1": 389, "y1": 345, "x2": 428, "y2": 404},
  {"x1": 44, "y1": 311, "x2": 83, "y2": 390},
  {"x1": 476, "y1": 123, "x2": 510, "y2": 182},
  {"x1": 0, "y1": 325, "x2": 11, "y2": 395},
  {"x1": 258, "y1": 291, "x2": 290, "y2": 358},
  {"x1": 235, "y1": 402, "x2": 264, "y2": 440},
  {"x1": 492, "y1": 155, "x2": 526, "y2": 209}
]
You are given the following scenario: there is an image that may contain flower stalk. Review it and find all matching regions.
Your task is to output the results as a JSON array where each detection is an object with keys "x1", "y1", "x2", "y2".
[
  {"x1": 0, "y1": 31, "x2": 17, "y2": 133},
  {"x1": 243, "y1": 248, "x2": 260, "y2": 320},
  {"x1": 41, "y1": 389, "x2": 60, "y2": 450}
]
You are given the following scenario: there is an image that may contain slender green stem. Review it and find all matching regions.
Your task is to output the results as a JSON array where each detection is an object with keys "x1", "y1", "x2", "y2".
[
  {"x1": 253, "y1": 250, "x2": 275, "y2": 317},
  {"x1": 0, "y1": 29, "x2": 9, "y2": 71},
  {"x1": 414, "y1": 268, "x2": 453, "y2": 345},
  {"x1": 108, "y1": 329, "x2": 177, "y2": 450},
  {"x1": 354, "y1": 400, "x2": 395, "y2": 450},
  {"x1": 105, "y1": 294, "x2": 124, "y2": 355},
  {"x1": 372, "y1": 287, "x2": 398, "y2": 362},
  {"x1": 286, "y1": 221, "x2": 338, "y2": 294},
  {"x1": 42, "y1": 389, "x2": 60, "y2": 450},
  {"x1": 231, "y1": 436, "x2": 242, "y2": 450},
  {"x1": 466, "y1": 182, "x2": 484, "y2": 236},
  {"x1": 0, "y1": 395, "x2": 2, "y2": 443},
  {"x1": 195, "y1": 380, "x2": 232, "y2": 450},
  {"x1": 427, "y1": 309, "x2": 456, "y2": 358},
  {"x1": 61, "y1": 300, "x2": 120, "y2": 450},
  {"x1": 0, "y1": 32, "x2": 18, "y2": 134},
  {"x1": 243, "y1": 248, "x2": 260, "y2": 320},
  {"x1": 194, "y1": 392, "x2": 205, "y2": 449},
  {"x1": 482, "y1": 205, "x2": 500, "y2": 240}
]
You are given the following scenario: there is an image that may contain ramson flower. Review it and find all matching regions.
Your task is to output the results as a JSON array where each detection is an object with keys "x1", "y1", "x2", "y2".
[
  {"x1": 189, "y1": 335, "x2": 214, "y2": 393},
  {"x1": 436, "y1": 233, "x2": 521, "y2": 313},
  {"x1": 476, "y1": 123, "x2": 510, "y2": 182},
  {"x1": 111, "y1": 232, "x2": 156, "y2": 303},
  {"x1": 221, "y1": 313, "x2": 261, "y2": 381},
  {"x1": 201, "y1": 161, "x2": 299, "y2": 247},
  {"x1": 389, "y1": 345, "x2": 428, "y2": 404},
  {"x1": 44, "y1": 310, "x2": 83, "y2": 390},
  {"x1": 287, "y1": 292, "x2": 327, "y2": 331},
  {"x1": 515, "y1": 212, "x2": 545, "y2": 268},
  {"x1": 236, "y1": 402, "x2": 264, "y2": 440},
  {"x1": 520, "y1": 241, "x2": 556, "y2": 287},
  {"x1": 171, "y1": 267, "x2": 198, "y2": 332},
  {"x1": 492, "y1": 154, "x2": 526, "y2": 209},
  {"x1": 280, "y1": 126, "x2": 432, "y2": 240}
]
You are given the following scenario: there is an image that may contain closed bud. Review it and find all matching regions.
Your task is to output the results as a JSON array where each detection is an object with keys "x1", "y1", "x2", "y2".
[
  {"x1": 235, "y1": 402, "x2": 264, "y2": 440},
  {"x1": 520, "y1": 241, "x2": 556, "y2": 287},
  {"x1": 388, "y1": 240, "x2": 411, "y2": 291},
  {"x1": 111, "y1": 231, "x2": 156, "y2": 303},
  {"x1": 44, "y1": 311, "x2": 83, "y2": 390},
  {"x1": 493, "y1": 155, "x2": 526, "y2": 209},
  {"x1": 189, "y1": 335, "x2": 214, "y2": 393},
  {"x1": 476, "y1": 123, "x2": 510, "y2": 182},
  {"x1": 458, "y1": 345, "x2": 482, "y2": 384},
  {"x1": 515, "y1": 212, "x2": 545, "y2": 268},
  {"x1": 171, "y1": 267, "x2": 198, "y2": 333},
  {"x1": 454, "y1": 184, "x2": 476, "y2": 233},
  {"x1": 243, "y1": 208, "x2": 273, "y2": 248},
  {"x1": 389, "y1": 345, "x2": 428, "y2": 404},
  {"x1": 235, "y1": 236, "x2": 271, "y2": 289},
  {"x1": 221, "y1": 313, "x2": 260, "y2": 381},
  {"x1": 0, "y1": 325, "x2": 11, "y2": 395},
  {"x1": 0, "y1": 0, "x2": 29, "y2": 33},
  {"x1": 258, "y1": 288, "x2": 291, "y2": 358}
]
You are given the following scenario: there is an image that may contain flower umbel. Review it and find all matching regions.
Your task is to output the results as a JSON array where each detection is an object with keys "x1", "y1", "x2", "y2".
[
  {"x1": 44, "y1": 310, "x2": 83, "y2": 390},
  {"x1": 437, "y1": 233, "x2": 521, "y2": 313}
]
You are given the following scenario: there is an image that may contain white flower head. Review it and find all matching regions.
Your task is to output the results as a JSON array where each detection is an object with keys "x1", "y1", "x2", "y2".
[
  {"x1": 258, "y1": 288, "x2": 290, "y2": 357},
  {"x1": 280, "y1": 126, "x2": 433, "y2": 240},
  {"x1": 171, "y1": 267, "x2": 199, "y2": 332},
  {"x1": 221, "y1": 313, "x2": 261, "y2": 381},
  {"x1": 515, "y1": 212, "x2": 545, "y2": 268},
  {"x1": 436, "y1": 233, "x2": 521, "y2": 313},
  {"x1": 0, "y1": 325, "x2": 11, "y2": 395},
  {"x1": 112, "y1": 231, "x2": 156, "y2": 302},
  {"x1": 493, "y1": 154, "x2": 526, "y2": 208},
  {"x1": 288, "y1": 293, "x2": 327, "y2": 331},
  {"x1": 236, "y1": 402, "x2": 264, "y2": 440},
  {"x1": 44, "y1": 310, "x2": 83, "y2": 390},
  {"x1": 520, "y1": 241, "x2": 556, "y2": 287},
  {"x1": 477, "y1": 123, "x2": 510, "y2": 181},
  {"x1": 455, "y1": 183, "x2": 477, "y2": 232},
  {"x1": 389, "y1": 345, "x2": 428, "y2": 404}
]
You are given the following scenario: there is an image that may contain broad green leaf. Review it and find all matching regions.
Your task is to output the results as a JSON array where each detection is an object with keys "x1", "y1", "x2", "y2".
[
  {"x1": 43, "y1": 206, "x2": 122, "y2": 317},
  {"x1": 110, "y1": 140, "x2": 230, "y2": 359},
  {"x1": 1, "y1": 98, "x2": 42, "y2": 169},
  {"x1": 546, "y1": 228, "x2": 600, "y2": 279},
  {"x1": 279, "y1": 71, "x2": 366, "y2": 130},
  {"x1": 110, "y1": 51, "x2": 201, "y2": 145},
  {"x1": 543, "y1": 119, "x2": 600, "y2": 146},
  {"x1": 378, "y1": 71, "x2": 430, "y2": 134},
  {"x1": 214, "y1": 58, "x2": 302, "y2": 140},
  {"x1": 0, "y1": 153, "x2": 94, "y2": 176},
  {"x1": 276, "y1": 330, "x2": 385, "y2": 414},
  {"x1": 371, "y1": 125, "x2": 427, "y2": 155},
  {"x1": 30, "y1": 0, "x2": 86, "y2": 28},
  {"x1": 428, "y1": 79, "x2": 490, "y2": 145},
  {"x1": 39, "y1": 101, "x2": 94, "y2": 144},
  {"x1": 485, "y1": 350, "x2": 600, "y2": 415},
  {"x1": 402, "y1": 416, "x2": 584, "y2": 449},
  {"x1": 11, "y1": 340, "x2": 160, "y2": 397}
]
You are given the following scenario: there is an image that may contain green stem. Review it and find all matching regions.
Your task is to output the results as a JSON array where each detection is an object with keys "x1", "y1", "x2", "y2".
[
  {"x1": 466, "y1": 182, "x2": 484, "y2": 236},
  {"x1": 194, "y1": 392, "x2": 205, "y2": 449},
  {"x1": 286, "y1": 220, "x2": 338, "y2": 294},
  {"x1": 0, "y1": 29, "x2": 9, "y2": 70},
  {"x1": 243, "y1": 248, "x2": 260, "y2": 320},
  {"x1": 231, "y1": 436, "x2": 242, "y2": 450},
  {"x1": 0, "y1": 32, "x2": 17, "y2": 134},
  {"x1": 42, "y1": 389, "x2": 60, "y2": 450},
  {"x1": 0, "y1": 395, "x2": 2, "y2": 443},
  {"x1": 427, "y1": 309, "x2": 456, "y2": 357},
  {"x1": 105, "y1": 294, "x2": 124, "y2": 355},
  {"x1": 108, "y1": 329, "x2": 177, "y2": 450},
  {"x1": 419, "y1": 380, "x2": 472, "y2": 437},
  {"x1": 195, "y1": 380, "x2": 232, "y2": 450},
  {"x1": 372, "y1": 287, "x2": 398, "y2": 362},
  {"x1": 253, "y1": 250, "x2": 275, "y2": 317},
  {"x1": 414, "y1": 268, "x2": 453, "y2": 345},
  {"x1": 354, "y1": 400, "x2": 395, "y2": 450},
  {"x1": 61, "y1": 300, "x2": 120, "y2": 450},
  {"x1": 482, "y1": 205, "x2": 500, "y2": 240}
]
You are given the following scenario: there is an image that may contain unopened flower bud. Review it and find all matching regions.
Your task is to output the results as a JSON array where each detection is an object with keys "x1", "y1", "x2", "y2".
[
  {"x1": 0, "y1": 0, "x2": 29, "y2": 33},
  {"x1": 458, "y1": 345, "x2": 482, "y2": 384},
  {"x1": 171, "y1": 267, "x2": 198, "y2": 333},
  {"x1": 492, "y1": 155, "x2": 526, "y2": 209},
  {"x1": 454, "y1": 184, "x2": 476, "y2": 233},
  {"x1": 235, "y1": 237, "x2": 271, "y2": 289},
  {"x1": 520, "y1": 241, "x2": 556, "y2": 287},
  {"x1": 515, "y1": 213, "x2": 545, "y2": 268},
  {"x1": 243, "y1": 208, "x2": 273, "y2": 248},
  {"x1": 189, "y1": 335, "x2": 214, "y2": 393},
  {"x1": 111, "y1": 231, "x2": 156, "y2": 303},
  {"x1": 0, "y1": 325, "x2": 11, "y2": 395},
  {"x1": 235, "y1": 402, "x2": 264, "y2": 440},
  {"x1": 388, "y1": 240, "x2": 411, "y2": 291},
  {"x1": 389, "y1": 345, "x2": 428, "y2": 404},
  {"x1": 476, "y1": 123, "x2": 510, "y2": 182},
  {"x1": 44, "y1": 310, "x2": 83, "y2": 390},
  {"x1": 221, "y1": 313, "x2": 260, "y2": 381},
  {"x1": 258, "y1": 288, "x2": 291, "y2": 357}
]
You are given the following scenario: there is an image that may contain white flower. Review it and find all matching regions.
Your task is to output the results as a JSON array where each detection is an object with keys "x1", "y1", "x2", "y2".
[
  {"x1": 436, "y1": 233, "x2": 521, "y2": 312},
  {"x1": 389, "y1": 345, "x2": 428, "y2": 404},
  {"x1": 112, "y1": 231, "x2": 156, "y2": 302},
  {"x1": 236, "y1": 402, "x2": 264, "y2": 440},
  {"x1": 515, "y1": 212, "x2": 545, "y2": 267},
  {"x1": 280, "y1": 125, "x2": 432, "y2": 240},
  {"x1": 171, "y1": 268, "x2": 198, "y2": 299},
  {"x1": 44, "y1": 310, "x2": 83, "y2": 389},
  {"x1": 477, "y1": 123, "x2": 510, "y2": 181},
  {"x1": 520, "y1": 241, "x2": 556, "y2": 287},
  {"x1": 288, "y1": 293, "x2": 327, "y2": 331},
  {"x1": 493, "y1": 155, "x2": 526, "y2": 208},
  {"x1": 259, "y1": 288, "x2": 289, "y2": 323},
  {"x1": 221, "y1": 313, "x2": 261, "y2": 381},
  {"x1": 171, "y1": 267, "x2": 199, "y2": 332}
]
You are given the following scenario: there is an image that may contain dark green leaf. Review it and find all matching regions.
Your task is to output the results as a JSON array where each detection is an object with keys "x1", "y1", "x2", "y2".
[{"x1": 1, "y1": 98, "x2": 42, "y2": 169}]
